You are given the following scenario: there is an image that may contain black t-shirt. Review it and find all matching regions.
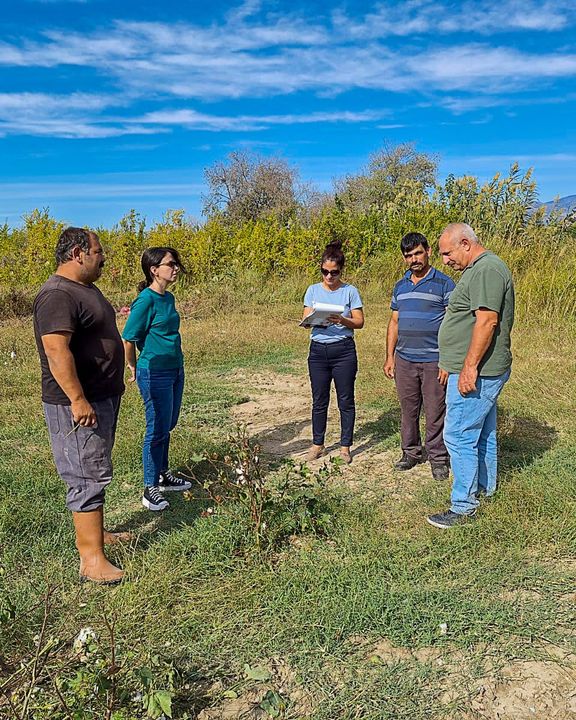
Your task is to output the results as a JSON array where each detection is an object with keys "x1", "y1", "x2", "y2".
[{"x1": 33, "y1": 275, "x2": 125, "y2": 405}]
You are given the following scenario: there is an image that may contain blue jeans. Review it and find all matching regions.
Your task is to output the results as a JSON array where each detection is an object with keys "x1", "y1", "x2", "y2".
[
  {"x1": 444, "y1": 369, "x2": 511, "y2": 515},
  {"x1": 308, "y1": 337, "x2": 358, "y2": 447},
  {"x1": 136, "y1": 366, "x2": 184, "y2": 488}
]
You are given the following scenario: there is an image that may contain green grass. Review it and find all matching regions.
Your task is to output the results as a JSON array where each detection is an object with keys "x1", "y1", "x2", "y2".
[{"x1": 1, "y1": 293, "x2": 575, "y2": 719}]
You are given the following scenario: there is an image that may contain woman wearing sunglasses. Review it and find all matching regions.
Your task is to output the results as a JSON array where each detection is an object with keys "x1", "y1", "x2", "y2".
[
  {"x1": 122, "y1": 247, "x2": 192, "y2": 511},
  {"x1": 302, "y1": 240, "x2": 364, "y2": 464}
]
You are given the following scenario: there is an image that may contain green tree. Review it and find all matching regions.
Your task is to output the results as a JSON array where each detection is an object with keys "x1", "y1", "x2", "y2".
[
  {"x1": 106, "y1": 209, "x2": 147, "y2": 284},
  {"x1": 336, "y1": 143, "x2": 438, "y2": 214},
  {"x1": 21, "y1": 208, "x2": 65, "y2": 286}
]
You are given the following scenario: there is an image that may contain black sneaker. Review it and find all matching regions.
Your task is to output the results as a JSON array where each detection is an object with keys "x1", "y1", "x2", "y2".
[
  {"x1": 394, "y1": 453, "x2": 424, "y2": 471},
  {"x1": 142, "y1": 486, "x2": 170, "y2": 511},
  {"x1": 431, "y1": 463, "x2": 450, "y2": 481},
  {"x1": 158, "y1": 469, "x2": 192, "y2": 492},
  {"x1": 426, "y1": 510, "x2": 475, "y2": 529}
]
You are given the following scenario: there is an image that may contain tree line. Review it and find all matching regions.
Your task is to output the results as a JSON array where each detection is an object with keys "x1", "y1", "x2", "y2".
[{"x1": 1, "y1": 144, "x2": 574, "y2": 317}]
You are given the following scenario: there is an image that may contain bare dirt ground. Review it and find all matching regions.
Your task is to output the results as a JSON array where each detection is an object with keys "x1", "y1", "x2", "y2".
[
  {"x1": 224, "y1": 367, "x2": 576, "y2": 720},
  {"x1": 229, "y1": 367, "x2": 433, "y2": 500}
]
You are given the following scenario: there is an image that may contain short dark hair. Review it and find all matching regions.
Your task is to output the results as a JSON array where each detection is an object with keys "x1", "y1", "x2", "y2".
[
  {"x1": 138, "y1": 246, "x2": 186, "y2": 292},
  {"x1": 400, "y1": 232, "x2": 429, "y2": 255},
  {"x1": 321, "y1": 240, "x2": 345, "y2": 270},
  {"x1": 55, "y1": 227, "x2": 93, "y2": 265}
]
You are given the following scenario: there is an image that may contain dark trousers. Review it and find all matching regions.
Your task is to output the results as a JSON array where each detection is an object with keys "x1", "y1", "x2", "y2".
[
  {"x1": 308, "y1": 337, "x2": 358, "y2": 447},
  {"x1": 394, "y1": 354, "x2": 449, "y2": 464}
]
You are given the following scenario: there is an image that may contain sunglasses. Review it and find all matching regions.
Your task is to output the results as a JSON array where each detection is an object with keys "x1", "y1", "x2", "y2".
[
  {"x1": 158, "y1": 261, "x2": 180, "y2": 269},
  {"x1": 321, "y1": 268, "x2": 341, "y2": 277}
]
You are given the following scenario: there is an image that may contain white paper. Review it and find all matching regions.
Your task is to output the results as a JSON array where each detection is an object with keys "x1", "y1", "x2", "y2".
[{"x1": 299, "y1": 302, "x2": 345, "y2": 328}]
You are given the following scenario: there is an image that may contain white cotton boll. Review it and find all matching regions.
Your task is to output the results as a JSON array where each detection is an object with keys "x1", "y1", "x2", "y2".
[{"x1": 73, "y1": 626, "x2": 98, "y2": 655}]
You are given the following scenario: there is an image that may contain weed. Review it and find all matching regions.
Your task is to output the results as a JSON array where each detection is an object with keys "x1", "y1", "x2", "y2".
[{"x1": 183, "y1": 426, "x2": 341, "y2": 552}]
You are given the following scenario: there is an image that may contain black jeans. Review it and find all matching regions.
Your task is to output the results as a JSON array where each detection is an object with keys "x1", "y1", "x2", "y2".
[{"x1": 308, "y1": 337, "x2": 358, "y2": 447}]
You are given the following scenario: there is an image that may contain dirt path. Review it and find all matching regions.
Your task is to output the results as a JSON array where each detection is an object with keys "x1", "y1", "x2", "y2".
[{"x1": 228, "y1": 367, "x2": 433, "y2": 498}]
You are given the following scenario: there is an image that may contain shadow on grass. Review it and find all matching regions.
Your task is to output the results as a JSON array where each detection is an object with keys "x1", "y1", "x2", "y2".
[
  {"x1": 352, "y1": 407, "x2": 401, "y2": 457},
  {"x1": 111, "y1": 459, "x2": 217, "y2": 544},
  {"x1": 498, "y1": 408, "x2": 558, "y2": 472},
  {"x1": 249, "y1": 419, "x2": 311, "y2": 458},
  {"x1": 237, "y1": 409, "x2": 401, "y2": 462}
]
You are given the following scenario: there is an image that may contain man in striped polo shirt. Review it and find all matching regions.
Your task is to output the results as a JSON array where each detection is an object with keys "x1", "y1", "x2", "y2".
[{"x1": 384, "y1": 232, "x2": 455, "y2": 480}]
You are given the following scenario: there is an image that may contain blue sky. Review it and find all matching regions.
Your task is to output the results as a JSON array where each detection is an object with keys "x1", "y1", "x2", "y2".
[{"x1": 1, "y1": 0, "x2": 575, "y2": 227}]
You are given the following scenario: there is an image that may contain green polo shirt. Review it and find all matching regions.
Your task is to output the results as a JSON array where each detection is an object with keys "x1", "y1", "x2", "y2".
[
  {"x1": 122, "y1": 287, "x2": 183, "y2": 370},
  {"x1": 438, "y1": 251, "x2": 514, "y2": 376}
]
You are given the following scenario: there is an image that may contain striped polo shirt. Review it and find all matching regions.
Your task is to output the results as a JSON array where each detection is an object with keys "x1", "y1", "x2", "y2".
[{"x1": 390, "y1": 267, "x2": 455, "y2": 363}]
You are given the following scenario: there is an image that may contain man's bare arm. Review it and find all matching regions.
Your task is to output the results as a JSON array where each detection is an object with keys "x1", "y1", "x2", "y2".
[
  {"x1": 458, "y1": 309, "x2": 499, "y2": 395},
  {"x1": 384, "y1": 310, "x2": 399, "y2": 379},
  {"x1": 41, "y1": 332, "x2": 96, "y2": 426}
]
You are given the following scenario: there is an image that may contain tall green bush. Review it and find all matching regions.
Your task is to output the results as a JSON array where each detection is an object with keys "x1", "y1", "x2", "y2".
[{"x1": 1, "y1": 163, "x2": 574, "y2": 319}]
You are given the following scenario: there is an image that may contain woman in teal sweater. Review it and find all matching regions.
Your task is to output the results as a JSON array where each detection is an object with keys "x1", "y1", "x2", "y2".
[{"x1": 122, "y1": 247, "x2": 191, "y2": 511}]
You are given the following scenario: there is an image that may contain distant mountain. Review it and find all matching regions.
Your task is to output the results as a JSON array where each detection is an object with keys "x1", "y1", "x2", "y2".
[{"x1": 538, "y1": 194, "x2": 576, "y2": 216}]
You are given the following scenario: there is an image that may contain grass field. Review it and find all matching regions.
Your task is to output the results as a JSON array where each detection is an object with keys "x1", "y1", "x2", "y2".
[{"x1": 0, "y1": 286, "x2": 575, "y2": 719}]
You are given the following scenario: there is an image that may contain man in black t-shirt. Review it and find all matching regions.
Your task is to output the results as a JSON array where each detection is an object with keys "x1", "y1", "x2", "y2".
[{"x1": 33, "y1": 227, "x2": 125, "y2": 585}]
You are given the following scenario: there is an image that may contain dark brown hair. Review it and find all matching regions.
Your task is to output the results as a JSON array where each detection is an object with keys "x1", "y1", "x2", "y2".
[
  {"x1": 55, "y1": 227, "x2": 93, "y2": 265},
  {"x1": 137, "y1": 247, "x2": 186, "y2": 292},
  {"x1": 321, "y1": 240, "x2": 345, "y2": 270}
]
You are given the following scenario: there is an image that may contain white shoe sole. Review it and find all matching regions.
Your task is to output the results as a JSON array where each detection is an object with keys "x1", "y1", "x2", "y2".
[
  {"x1": 142, "y1": 497, "x2": 169, "y2": 511},
  {"x1": 158, "y1": 484, "x2": 192, "y2": 493},
  {"x1": 426, "y1": 513, "x2": 475, "y2": 529},
  {"x1": 426, "y1": 517, "x2": 453, "y2": 529}
]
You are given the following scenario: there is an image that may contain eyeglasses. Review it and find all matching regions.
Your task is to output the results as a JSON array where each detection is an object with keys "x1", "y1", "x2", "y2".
[
  {"x1": 321, "y1": 268, "x2": 340, "y2": 277},
  {"x1": 158, "y1": 261, "x2": 180, "y2": 269}
]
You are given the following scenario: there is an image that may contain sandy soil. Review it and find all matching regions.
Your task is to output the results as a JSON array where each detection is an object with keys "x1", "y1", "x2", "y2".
[{"x1": 229, "y1": 367, "x2": 434, "y2": 499}]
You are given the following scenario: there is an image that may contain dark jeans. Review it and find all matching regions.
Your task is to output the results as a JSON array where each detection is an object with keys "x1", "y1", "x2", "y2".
[
  {"x1": 394, "y1": 354, "x2": 449, "y2": 464},
  {"x1": 136, "y1": 366, "x2": 185, "y2": 488},
  {"x1": 308, "y1": 337, "x2": 358, "y2": 447},
  {"x1": 43, "y1": 395, "x2": 121, "y2": 512}
]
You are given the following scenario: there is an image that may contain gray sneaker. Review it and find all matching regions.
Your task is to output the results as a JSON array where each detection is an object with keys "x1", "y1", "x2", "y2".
[{"x1": 426, "y1": 510, "x2": 475, "y2": 529}]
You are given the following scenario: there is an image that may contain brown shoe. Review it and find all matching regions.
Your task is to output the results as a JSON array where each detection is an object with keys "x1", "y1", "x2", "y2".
[
  {"x1": 340, "y1": 449, "x2": 352, "y2": 464},
  {"x1": 307, "y1": 445, "x2": 325, "y2": 461}
]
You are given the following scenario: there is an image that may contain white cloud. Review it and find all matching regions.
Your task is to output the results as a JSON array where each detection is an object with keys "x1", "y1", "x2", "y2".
[
  {"x1": 0, "y1": 180, "x2": 204, "y2": 201},
  {"x1": 2, "y1": 28, "x2": 574, "y2": 101},
  {"x1": 0, "y1": 92, "x2": 389, "y2": 137},
  {"x1": 334, "y1": 0, "x2": 574, "y2": 38},
  {"x1": 0, "y1": 1, "x2": 575, "y2": 139},
  {"x1": 137, "y1": 108, "x2": 389, "y2": 131},
  {"x1": 0, "y1": 92, "x2": 115, "y2": 113},
  {"x1": 0, "y1": 92, "x2": 158, "y2": 138}
]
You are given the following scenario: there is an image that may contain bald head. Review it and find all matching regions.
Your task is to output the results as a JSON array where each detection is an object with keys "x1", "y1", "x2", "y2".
[
  {"x1": 441, "y1": 223, "x2": 479, "y2": 246},
  {"x1": 438, "y1": 222, "x2": 485, "y2": 271}
]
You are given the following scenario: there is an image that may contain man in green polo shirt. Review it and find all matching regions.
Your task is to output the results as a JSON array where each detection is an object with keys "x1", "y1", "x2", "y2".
[{"x1": 427, "y1": 223, "x2": 515, "y2": 529}]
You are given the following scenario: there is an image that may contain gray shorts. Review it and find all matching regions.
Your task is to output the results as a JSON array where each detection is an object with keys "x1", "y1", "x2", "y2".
[{"x1": 43, "y1": 395, "x2": 121, "y2": 512}]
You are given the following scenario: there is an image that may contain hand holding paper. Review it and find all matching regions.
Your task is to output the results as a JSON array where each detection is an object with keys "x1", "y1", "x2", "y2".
[{"x1": 300, "y1": 302, "x2": 345, "y2": 328}]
